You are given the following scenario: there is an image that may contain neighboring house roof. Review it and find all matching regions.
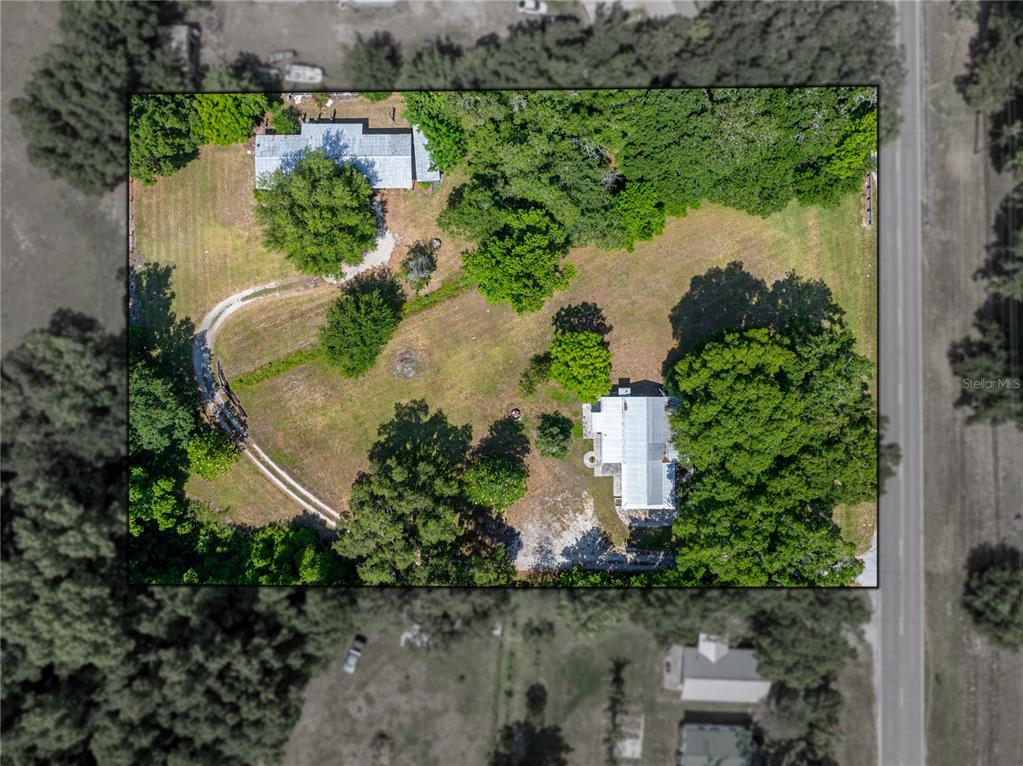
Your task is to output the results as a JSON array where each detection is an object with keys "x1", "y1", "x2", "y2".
[
  {"x1": 589, "y1": 389, "x2": 678, "y2": 510},
  {"x1": 679, "y1": 723, "x2": 757, "y2": 766},
  {"x1": 254, "y1": 121, "x2": 440, "y2": 190},
  {"x1": 411, "y1": 125, "x2": 442, "y2": 183},
  {"x1": 664, "y1": 634, "x2": 771, "y2": 704}
]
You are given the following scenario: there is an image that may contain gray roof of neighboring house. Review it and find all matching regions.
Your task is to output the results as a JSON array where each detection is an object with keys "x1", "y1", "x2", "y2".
[
  {"x1": 254, "y1": 121, "x2": 441, "y2": 190},
  {"x1": 589, "y1": 393, "x2": 678, "y2": 509},
  {"x1": 679, "y1": 724, "x2": 757, "y2": 766},
  {"x1": 412, "y1": 125, "x2": 442, "y2": 183},
  {"x1": 680, "y1": 645, "x2": 772, "y2": 704}
]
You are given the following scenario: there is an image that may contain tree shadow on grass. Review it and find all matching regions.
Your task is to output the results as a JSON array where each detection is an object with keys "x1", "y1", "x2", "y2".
[
  {"x1": 490, "y1": 720, "x2": 572, "y2": 766},
  {"x1": 474, "y1": 416, "x2": 531, "y2": 464},
  {"x1": 661, "y1": 261, "x2": 844, "y2": 382},
  {"x1": 129, "y1": 263, "x2": 195, "y2": 398},
  {"x1": 552, "y1": 301, "x2": 613, "y2": 337},
  {"x1": 966, "y1": 542, "x2": 1023, "y2": 574},
  {"x1": 948, "y1": 189, "x2": 1023, "y2": 427},
  {"x1": 368, "y1": 399, "x2": 472, "y2": 473},
  {"x1": 342, "y1": 267, "x2": 406, "y2": 314}
]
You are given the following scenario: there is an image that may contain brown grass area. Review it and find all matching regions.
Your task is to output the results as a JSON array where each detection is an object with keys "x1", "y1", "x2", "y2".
[
  {"x1": 133, "y1": 143, "x2": 298, "y2": 323},
  {"x1": 834, "y1": 501, "x2": 877, "y2": 554},
  {"x1": 219, "y1": 196, "x2": 877, "y2": 548},
  {"x1": 290, "y1": 91, "x2": 410, "y2": 126},
  {"x1": 380, "y1": 166, "x2": 474, "y2": 289}
]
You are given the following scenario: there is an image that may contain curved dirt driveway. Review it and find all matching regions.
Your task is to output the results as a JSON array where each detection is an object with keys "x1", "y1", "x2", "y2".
[
  {"x1": 192, "y1": 231, "x2": 397, "y2": 528},
  {"x1": 193, "y1": 278, "x2": 342, "y2": 527}
]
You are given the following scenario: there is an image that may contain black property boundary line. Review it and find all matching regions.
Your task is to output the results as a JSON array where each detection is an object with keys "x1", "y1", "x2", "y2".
[{"x1": 124, "y1": 86, "x2": 882, "y2": 590}]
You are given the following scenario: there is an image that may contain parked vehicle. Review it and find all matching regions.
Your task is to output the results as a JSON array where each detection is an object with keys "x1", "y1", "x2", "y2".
[
  {"x1": 283, "y1": 63, "x2": 324, "y2": 85},
  {"x1": 342, "y1": 635, "x2": 367, "y2": 674},
  {"x1": 267, "y1": 49, "x2": 296, "y2": 63},
  {"x1": 253, "y1": 66, "x2": 281, "y2": 84},
  {"x1": 517, "y1": 0, "x2": 547, "y2": 14}
]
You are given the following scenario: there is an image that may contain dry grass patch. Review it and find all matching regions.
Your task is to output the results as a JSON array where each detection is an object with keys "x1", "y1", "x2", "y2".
[
  {"x1": 380, "y1": 166, "x2": 474, "y2": 288},
  {"x1": 216, "y1": 286, "x2": 338, "y2": 377},
  {"x1": 208, "y1": 194, "x2": 877, "y2": 551},
  {"x1": 291, "y1": 91, "x2": 410, "y2": 126}
]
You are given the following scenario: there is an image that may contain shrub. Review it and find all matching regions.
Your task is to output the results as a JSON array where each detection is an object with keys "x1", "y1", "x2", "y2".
[
  {"x1": 361, "y1": 91, "x2": 391, "y2": 102},
  {"x1": 549, "y1": 330, "x2": 612, "y2": 403},
  {"x1": 312, "y1": 91, "x2": 330, "y2": 107},
  {"x1": 193, "y1": 93, "x2": 274, "y2": 145},
  {"x1": 319, "y1": 274, "x2": 405, "y2": 377},
  {"x1": 518, "y1": 352, "x2": 552, "y2": 396},
  {"x1": 186, "y1": 429, "x2": 237, "y2": 480},
  {"x1": 536, "y1": 413, "x2": 574, "y2": 459},
  {"x1": 399, "y1": 244, "x2": 437, "y2": 292},
  {"x1": 269, "y1": 104, "x2": 301, "y2": 135},
  {"x1": 464, "y1": 455, "x2": 528, "y2": 512},
  {"x1": 962, "y1": 553, "x2": 1023, "y2": 650}
]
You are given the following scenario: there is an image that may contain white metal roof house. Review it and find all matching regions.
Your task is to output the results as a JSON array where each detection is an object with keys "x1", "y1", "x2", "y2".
[
  {"x1": 663, "y1": 634, "x2": 772, "y2": 705},
  {"x1": 254, "y1": 120, "x2": 442, "y2": 190},
  {"x1": 581, "y1": 380, "x2": 678, "y2": 526}
]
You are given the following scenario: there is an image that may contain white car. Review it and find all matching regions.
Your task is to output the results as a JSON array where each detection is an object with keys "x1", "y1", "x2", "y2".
[
  {"x1": 517, "y1": 0, "x2": 547, "y2": 14},
  {"x1": 284, "y1": 64, "x2": 324, "y2": 85},
  {"x1": 342, "y1": 635, "x2": 367, "y2": 674}
]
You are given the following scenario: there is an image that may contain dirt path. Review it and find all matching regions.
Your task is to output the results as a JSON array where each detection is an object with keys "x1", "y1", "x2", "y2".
[
  {"x1": 192, "y1": 278, "x2": 343, "y2": 527},
  {"x1": 191, "y1": 227, "x2": 397, "y2": 527}
]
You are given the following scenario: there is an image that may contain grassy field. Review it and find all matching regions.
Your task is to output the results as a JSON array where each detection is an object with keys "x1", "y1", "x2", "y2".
[
  {"x1": 133, "y1": 144, "x2": 299, "y2": 323},
  {"x1": 135, "y1": 128, "x2": 878, "y2": 555},
  {"x1": 211, "y1": 195, "x2": 877, "y2": 548},
  {"x1": 283, "y1": 601, "x2": 691, "y2": 766}
]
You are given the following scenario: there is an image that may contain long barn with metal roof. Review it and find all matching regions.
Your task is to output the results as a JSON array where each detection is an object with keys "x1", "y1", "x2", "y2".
[{"x1": 254, "y1": 120, "x2": 442, "y2": 190}]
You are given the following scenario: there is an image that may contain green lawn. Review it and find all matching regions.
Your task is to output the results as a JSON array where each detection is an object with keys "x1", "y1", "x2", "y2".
[{"x1": 133, "y1": 143, "x2": 299, "y2": 324}]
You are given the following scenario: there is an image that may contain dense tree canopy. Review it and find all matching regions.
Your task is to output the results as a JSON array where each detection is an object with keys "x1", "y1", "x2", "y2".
[
  {"x1": 11, "y1": 1, "x2": 187, "y2": 194},
  {"x1": 2, "y1": 312, "x2": 356, "y2": 764},
  {"x1": 463, "y1": 207, "x2": 573, "y2": 313},
  {"x1": 319, "y1": 273, "x2": 405, "y2": 377},
  {"x1": 343, "y1": 31, "x2": 402, "y2": 95},
  {"x1": 128, "y1": 94, "x2": 199, "y2": 185},
  {"x1": 549, "y1": 331, "x2": 612, "y2": 403},
  {"x1": 255, "y1": 150, "x2": 378, "y2": 275},
  {"x1": 962, "y1": 548, "x2": 1023, "y2": 651},
  {"x1": 335, "y1": 401, "x2": 515, "y2": 585},
  {"x1": 192, "y1": 92, "x2": 274, "y2": 145},
  {"x1": 667, "y1": 320, "x2": 876, "y2": 586}
]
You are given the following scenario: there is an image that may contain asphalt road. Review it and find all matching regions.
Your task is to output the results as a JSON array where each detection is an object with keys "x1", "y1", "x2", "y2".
[{"x1": 875, "y1": 2, "x2": 926, "y2": 765}]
